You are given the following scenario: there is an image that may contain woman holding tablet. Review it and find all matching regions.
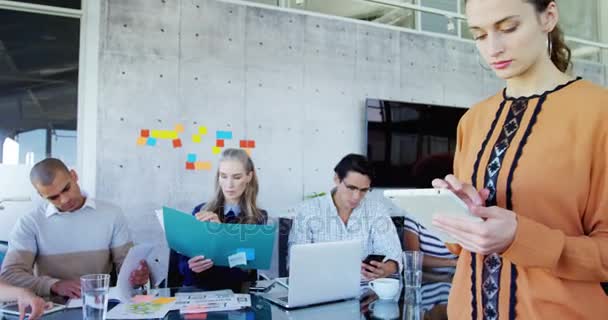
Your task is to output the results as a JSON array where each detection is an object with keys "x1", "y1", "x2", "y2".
[
  {"x1": 174, "y1": 148, "x2": 267, "y2": 292},
  {"x1": 431, "y1": 0, "x2": 608, "y2": 318}
]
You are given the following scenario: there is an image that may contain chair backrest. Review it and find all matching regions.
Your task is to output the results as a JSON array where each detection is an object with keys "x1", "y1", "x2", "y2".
[{"x1": 277, "y1": 216, "x2": 406, "y2": 277}]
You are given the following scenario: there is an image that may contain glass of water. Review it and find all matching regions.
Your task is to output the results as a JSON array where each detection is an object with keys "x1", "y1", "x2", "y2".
[
  {"x1": 81, "y1": 274, "x2": 110, "y2": 320},
  {"x1": 403, "y1": 251, "x2": 423, "y2": 288}
]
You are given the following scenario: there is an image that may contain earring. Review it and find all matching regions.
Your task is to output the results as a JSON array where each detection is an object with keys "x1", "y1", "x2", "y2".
[{"x1": 547, "y1": 34, "x2": 553, "y2": 56}]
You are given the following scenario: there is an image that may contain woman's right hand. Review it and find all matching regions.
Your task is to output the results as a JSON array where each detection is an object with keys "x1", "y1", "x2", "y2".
[
  {"x1": 431, "y1": 174, "x2": 490, "y2": 209},
  {"x1": 188, "y1": 256, "x2": 214, "y2": 273},
  {"x1": 194, "y1": 211, "x2": 220, "y2": 223}
]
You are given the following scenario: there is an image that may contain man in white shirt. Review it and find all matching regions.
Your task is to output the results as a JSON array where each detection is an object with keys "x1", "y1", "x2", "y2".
[{"x1": 289, "y1": 154, "x2": 403, "y2": 279}]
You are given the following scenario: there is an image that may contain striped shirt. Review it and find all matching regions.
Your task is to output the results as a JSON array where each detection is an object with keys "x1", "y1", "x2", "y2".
[
  {"x1": 404, "y1": 217, "x2": 456, "y2": 259},
  {"x1": 420, "y1": 281, "x2": 451, "y2": 311},
  {"x1": 288, "y1": 191, "x2": 403, "y2": 271},
  {"x1": 0, "y1": 194, "x2": 132, "y2": 296}
]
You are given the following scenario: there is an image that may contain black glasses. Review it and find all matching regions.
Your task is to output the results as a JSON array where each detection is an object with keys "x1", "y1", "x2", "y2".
[{"x1": 341, "y1": 181, "x2": 372, "y2": 194}]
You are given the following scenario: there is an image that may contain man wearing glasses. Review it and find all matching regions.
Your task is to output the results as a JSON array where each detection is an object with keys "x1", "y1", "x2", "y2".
[{"x1": 288, "y1": 154, "x2": 402, "y2": 279}]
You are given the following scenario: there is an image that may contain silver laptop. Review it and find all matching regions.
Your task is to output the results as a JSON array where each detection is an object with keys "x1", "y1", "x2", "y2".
[{"x1": 260, "y1": 240, "x2": 361, "y2": 309}]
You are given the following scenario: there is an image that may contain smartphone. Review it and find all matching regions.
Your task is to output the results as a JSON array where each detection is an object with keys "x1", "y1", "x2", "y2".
[{"x1": 363, "y1": 254, "x2": 385, "y2": 265}]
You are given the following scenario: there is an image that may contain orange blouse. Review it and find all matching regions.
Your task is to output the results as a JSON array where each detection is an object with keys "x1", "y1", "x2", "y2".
[{"x1": 447, "y1": 79, "x2": 608, "y2": 319}]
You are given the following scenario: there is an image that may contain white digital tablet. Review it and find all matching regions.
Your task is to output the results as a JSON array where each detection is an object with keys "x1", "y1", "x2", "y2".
[
  {"x1": 0, "y1": 301, "x2": 65, "y2": 318},
  {"x1": 384, "y1": 188, "x2": 483, "y2": 243}
]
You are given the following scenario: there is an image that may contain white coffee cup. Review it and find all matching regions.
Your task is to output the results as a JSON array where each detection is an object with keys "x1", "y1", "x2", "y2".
[
  {"x1": 369, "y1": 300, "x2": 400, "y2": 319},
  {"x1": 369, "y1": 278, "x2": 400, "y2": 300}
]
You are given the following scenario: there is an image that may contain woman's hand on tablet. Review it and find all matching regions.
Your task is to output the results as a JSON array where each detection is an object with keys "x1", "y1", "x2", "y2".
[
  {"x1": 432, "y1": 205, "x2": 517, "y2": 255},
  {"x1": 432, "y1": 174, "x2": 490, "y2": 209}
]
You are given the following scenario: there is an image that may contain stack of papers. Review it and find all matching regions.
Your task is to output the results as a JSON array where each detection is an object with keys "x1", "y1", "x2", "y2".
[{"x1": 174, "y1": 290, "x2": 251, "y2": 314}]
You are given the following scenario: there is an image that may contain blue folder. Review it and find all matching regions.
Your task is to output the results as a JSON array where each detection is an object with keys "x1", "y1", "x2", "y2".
[{"x1": 162, "y1": 206, "x2": 276, "y2": 269}]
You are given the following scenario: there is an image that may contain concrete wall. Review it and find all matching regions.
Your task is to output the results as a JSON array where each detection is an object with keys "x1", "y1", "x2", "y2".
[{"x1": 96, "y1": 0, "x2": 606, "y2": 244}]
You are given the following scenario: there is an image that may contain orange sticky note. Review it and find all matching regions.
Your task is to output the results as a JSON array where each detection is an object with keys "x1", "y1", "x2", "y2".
[
  {"x1": 141, "y1": 129, "x2": 150, "y2": 138},
  {"x1": 239, "y1": 140, "x2": 247, "y2": 148},
  {"x1": 195, "y1": 162, "x2": 212, "y2": 171},
  {"x1": 136, "y1": 137, "x2": 147, "y2": 146},
  {"x1": 212, "y1": 146, "x2": 221, "y2": 155},
  {"x1": 216, "y1": 140, "x2": 224, "y2": 147},
  {"x1": 192, "y1": 134, "x2": 201, "y2": 143},
  {"x1": 242, "y1": 148, "x2": 251, "y2": 156},
  {"x1": 151, "y1": 297, "x2": 176, "y2": 304},
  {"x1": 175, "y1": 124, "x2": 185, "y2": 133},
  {"x1": 186, "y1": 162, "x2": 195, "y2": 170},
  {"x1": 172, "y1": 139, "x2": 182, "y2": 148},
  {"x1": 247, "y1": 140, "x2": 256, "y2": 148}
]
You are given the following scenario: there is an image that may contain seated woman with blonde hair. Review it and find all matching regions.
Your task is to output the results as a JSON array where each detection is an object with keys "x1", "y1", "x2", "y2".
[{"x1": 172, "y1": 148, "x2": 267, "y2": 292}]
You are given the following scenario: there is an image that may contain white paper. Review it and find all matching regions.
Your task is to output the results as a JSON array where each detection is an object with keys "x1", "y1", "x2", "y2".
[
  {"x1": 66, "y1": 298, "x2": 83, "y2": 308},
  {"x1": 173, "y1": 290, "x2": 233, "y2": 307},
  {"x1": 155, "y1": 209, "x2": 164, "y2": 231},
  {"x1": 228, "y1": 251, "x2": 247, "y2": 268},
  {"x1": 105, "y1": 299, "x2": 175, "y2": 320},
  {"x1": 179, "y1": 294, "x2": 251, "y2": 314},
  {"x1": 117, "y1": 244, "x2": 167, "y2": 302}
]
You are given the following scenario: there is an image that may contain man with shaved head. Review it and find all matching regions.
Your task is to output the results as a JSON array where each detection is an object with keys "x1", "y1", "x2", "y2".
[{"x1": 0, "y1": 158, "x2": 149, "y2": 299}]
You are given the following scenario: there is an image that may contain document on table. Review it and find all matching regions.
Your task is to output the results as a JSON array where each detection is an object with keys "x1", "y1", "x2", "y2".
[
  {"x1": 173, "y1": 290, "x2": 251, "y2": 314},
  {"x1": 105, "y1": 297, "x2": 176, "y2": 319}
]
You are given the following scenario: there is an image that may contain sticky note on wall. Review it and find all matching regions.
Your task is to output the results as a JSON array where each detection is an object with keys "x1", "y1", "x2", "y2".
[
  {"x1": 137, "y1": 137, "x2": 147, "y2": 146},
  {"x1": 198, "y1": 126, "x2": 208, "y2": 135},
  {"x1": 175, "y1": 124, "x2": 185, "y2": 133},
  {"x1": 187, "y1": 154, "x2": 197, "y2": 163},
  {"x1": 151, "y1": 130, "x2": 178, "y2": 140},
  {"x1": 216, "y1": 131, "x2": 233, "y2": 140},
  {"x1": 195, "y1": 162, "x2": 212, "y2": 171},
  {"x1": 192, "y1": 134, "x2": 201, "y2": 143},
  {"x1": 146, "y1": 138, "x2": 157, "y2": 146},
  {"x1": 172, "y1": 139, "x2": 182, "y2": 148},
  {"x1": 212, "y1": 146, "x2": 222, "y2": 155}
]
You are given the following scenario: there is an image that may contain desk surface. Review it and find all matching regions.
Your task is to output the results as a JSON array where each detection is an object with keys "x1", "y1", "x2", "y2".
[{"x1": 1, "y1": 273, "x2": 452, "y2": 320}]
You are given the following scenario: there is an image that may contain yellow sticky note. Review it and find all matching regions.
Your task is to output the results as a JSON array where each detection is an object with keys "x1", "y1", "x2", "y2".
[
  {"x1": 136, "y1": 137, "x2": 147, "y2": 146},
  {"x1": 151, "y1": 297, "x2": 176, "y2": 304},
  {"x1": 195, "y1": 161, "x2": 212, "y2": 171},
  {"x1": 150, "y1": 130, "x2": 178, "y2": 139},
  {"x1": 198, "y1": 126, "x2": 208, "y2": 135},
  {"x1": 192, "y1": 134, "x2": 201, "y2": 143},
  {"x1": 174, "y1": 124, "x2": 185, "y2": 133},
  {"x1": 212, "y1": 146, "x2": 221, "y2": 155}
]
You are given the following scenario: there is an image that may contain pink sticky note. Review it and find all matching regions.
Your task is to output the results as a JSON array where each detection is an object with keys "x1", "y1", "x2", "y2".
[{"x1": 131, "y1": 295, "x2": 155, "y2": 303}]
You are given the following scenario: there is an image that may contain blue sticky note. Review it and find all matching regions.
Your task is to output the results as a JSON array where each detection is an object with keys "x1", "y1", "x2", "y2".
[
  {"x1": 236, "y1": 248, "x2": 255, "y2": 261},
  {"x1": 146, "y1": 138, "x2": 157, "y2": 146},
  {"x1": 187, "y1": 153, "x2": 197, "y2": 163},
  {"x1": 216, "y1": 131, "x2": 233, "y2": 140}
]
